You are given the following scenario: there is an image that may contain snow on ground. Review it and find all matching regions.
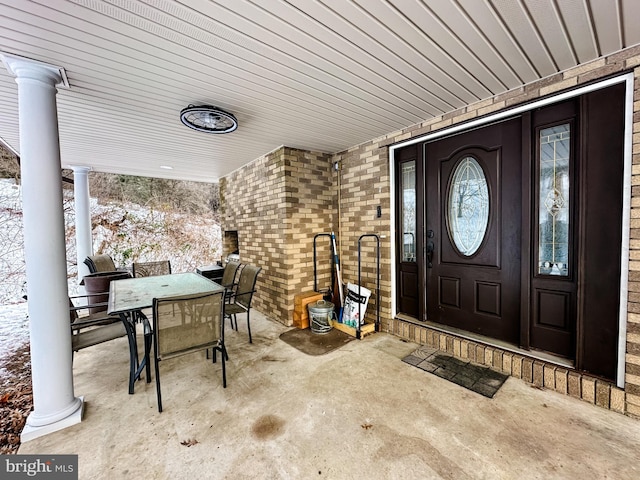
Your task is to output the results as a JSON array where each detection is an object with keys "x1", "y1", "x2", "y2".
[
  {"x1": 0, "y1": 302, "x2": 29, "y2": 378},
  {"x1": 0, "y1": 179, "x2": 222, "y2": 369}
]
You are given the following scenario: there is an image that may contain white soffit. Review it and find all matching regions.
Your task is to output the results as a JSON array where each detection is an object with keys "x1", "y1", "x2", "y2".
[{"x1": 0, "y1": 0, "x2": 637, "y2": 183}]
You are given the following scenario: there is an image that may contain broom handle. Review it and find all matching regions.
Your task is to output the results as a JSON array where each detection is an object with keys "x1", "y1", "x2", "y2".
[{"x1": 331, "y1": 232, "x2": 344, "y2": 304}]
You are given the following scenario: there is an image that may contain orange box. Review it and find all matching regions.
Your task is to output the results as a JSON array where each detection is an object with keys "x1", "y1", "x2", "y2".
[
  {"x1": 293, "y1": 291, "x2": 323, "y2": 329},
  {"x1": 294, "y1": 291, "x2": 324, "y2": 307},
  {"x1": 293, "y1": 310, "x2": 309, "y2": 329}
]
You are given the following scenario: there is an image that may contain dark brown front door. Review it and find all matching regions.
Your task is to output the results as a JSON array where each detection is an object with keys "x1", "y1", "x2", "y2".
[
  {"x1": 394, "y1": 83, "x2": 625, "y2": 381},
  {"x1": 425, "y1": 118, "x2": 522, "y2": 344}
]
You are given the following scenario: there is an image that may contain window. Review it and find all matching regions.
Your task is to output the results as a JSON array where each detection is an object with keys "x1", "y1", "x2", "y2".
[
  {"x1": 447, "y1": 156, "x2": 489, "y2": 256},
  {"x1": 538, "y1": 124, "x2": 570, "y2": 276},
  {"x1": 401, "y1": 161, "x2": 416, "y2": 262}
]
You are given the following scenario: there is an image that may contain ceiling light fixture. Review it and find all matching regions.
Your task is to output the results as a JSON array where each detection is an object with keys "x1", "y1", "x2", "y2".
[{"x1": 179, "y1": 105, "x2": 238, "y2": 134}]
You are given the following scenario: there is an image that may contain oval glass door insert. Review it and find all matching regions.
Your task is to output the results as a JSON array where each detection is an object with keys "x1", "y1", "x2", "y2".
[{"x1": 447, "y1": 156, "x2": 489, "y2": 256}]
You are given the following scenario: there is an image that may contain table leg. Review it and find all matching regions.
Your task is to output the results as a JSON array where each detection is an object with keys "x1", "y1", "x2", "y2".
[{"x1": 120, "y1": 312, "x2": 139, "y2": 394}]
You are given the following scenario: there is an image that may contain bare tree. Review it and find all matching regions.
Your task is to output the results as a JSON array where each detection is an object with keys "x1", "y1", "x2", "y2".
[{"x1": 2, "y1": 150, "x2": 222, "y2": 304}]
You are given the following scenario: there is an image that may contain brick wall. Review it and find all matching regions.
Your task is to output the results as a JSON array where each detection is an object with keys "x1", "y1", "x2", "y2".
[
  {"x1": 388, "y1": 319, "x2": 626, "y2": 414},
  {"x1": 220, "y1": 45, "x2": 640, "y2": 418},
  {"x1": 331, "y1": 146, "x2": 391, "y2": 327},
  {"x1": 333, "y1": 44, "x2": 640, "y2": 418},
  {"x1": 222, "y1": 231, "x2": 238, "y2": 257},
  {"x1": 220, "y1": 146, "x2": 332, "y2": 326}
]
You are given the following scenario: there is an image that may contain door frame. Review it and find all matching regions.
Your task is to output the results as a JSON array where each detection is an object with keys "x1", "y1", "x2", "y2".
[{"x1": 388, "y1": 73, "x2": 634, "y2": 388}]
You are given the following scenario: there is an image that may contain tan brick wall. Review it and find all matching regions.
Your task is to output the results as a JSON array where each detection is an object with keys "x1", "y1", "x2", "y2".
[
  {"x1": 220, "y1": 147, "x2": 332, "y2": 326},
  {"x1": 388, "y1": 318, "x2": 627, "y2": 415},
  {"x1": 334, "y1": 44, "x2": 640, "y2": 418},
  {"x1": 220, "y1": 44, "x2": 640, "y2": 418},
  {"x1": 222, "y1": 231, "x2": 238, "y2": 257},
  {"x1": 332, "y1": 146, "x2": 391, "y2": 327}
]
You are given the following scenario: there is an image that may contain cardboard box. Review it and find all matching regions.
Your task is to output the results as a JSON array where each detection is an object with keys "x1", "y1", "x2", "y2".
[
  {"x1": 292, "y1": 291, "x2": 323, "y2": 329},
  {"x1": 294, "y1": 291, "x2": 324, "y2": 307},
  {"x1": 292, "y1": 310, "x2": 309, "y2": 329}
]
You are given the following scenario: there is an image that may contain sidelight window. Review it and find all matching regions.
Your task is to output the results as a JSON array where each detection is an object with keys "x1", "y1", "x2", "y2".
[
  {"x1": 538, "y1": 124, "x2": 570, "y2": 276},
  {"x1": 401, "y1": 161, "x2": 416, "y2": 262}
]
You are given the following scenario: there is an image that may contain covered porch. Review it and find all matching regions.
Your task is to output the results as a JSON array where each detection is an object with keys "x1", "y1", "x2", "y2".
[
  {"x1": 17, "y1": 309, "x2": 640, "y2": 479},
  {"x1": 1, "y1": 0, "x2": 640, "y2": 450}
]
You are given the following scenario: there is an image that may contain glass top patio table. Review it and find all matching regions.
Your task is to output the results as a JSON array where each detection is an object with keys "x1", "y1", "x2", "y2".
[
  {"x1": 107, "y1": 272, "x2": 225, "y2": 394},
  {"x1": 107, "y1": 272, "x2": 224, "y2": 314}
]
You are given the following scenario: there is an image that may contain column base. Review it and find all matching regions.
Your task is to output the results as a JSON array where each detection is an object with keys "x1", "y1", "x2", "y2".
[{"x1": 20, "y1": 397, "x2": 84, "y2": 443}]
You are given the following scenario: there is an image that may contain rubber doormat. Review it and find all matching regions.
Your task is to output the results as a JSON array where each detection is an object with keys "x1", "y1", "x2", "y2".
[
  {"x1": 403, "y1": 346, "x2": 508, "y2": 398},
  {"x1": 279, "y1": 328, "x2": 354, "y2": 356}
]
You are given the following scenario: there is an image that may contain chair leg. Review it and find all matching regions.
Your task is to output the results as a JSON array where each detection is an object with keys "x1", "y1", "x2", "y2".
[
  {"x1": 224, "y1": 313, "x2": 235, "y2": 331},
  {"x1": 142, "y1": 316, "x2": 152, "y2": 383},
  {"x1": 211, "y1": 344, "x2": 229, "y2": 363},
  {"x1": 154, "y1": 342, "x2": 163, "y2": 413},
  {"x1": 247, "y1": 310, "x2": 252, "y2": 344},
  {"x1": 220, "y1": 344, "x2": 227, "y2": 388},
  {"x1": 144, "y1": 331, "x2": 152, "y2": 383},
  {"x1": 122, "y1": 317, "x2": 138, "y2": 395}
]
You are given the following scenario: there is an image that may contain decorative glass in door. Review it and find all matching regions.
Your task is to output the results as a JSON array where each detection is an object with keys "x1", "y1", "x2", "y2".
[
  {"x1": 447, "y1": 156, "x2": 489, "y2": 256},
  {"x1": 401, "y1": 161, "x2": 416, "y2": 262},
  {"x1": 538, "y1": 124, "x2": 570, "y2": 276}
]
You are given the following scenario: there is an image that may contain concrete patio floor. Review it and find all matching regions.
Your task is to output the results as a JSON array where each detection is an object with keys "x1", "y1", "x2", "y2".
[{"x1": 19, "y1": 311, "x2": 640, "y2": 479}]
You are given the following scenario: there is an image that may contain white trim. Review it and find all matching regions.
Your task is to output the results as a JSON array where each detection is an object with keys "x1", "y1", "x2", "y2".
[
  {"x1": 388, "y1": 73, "x2": 634, "y2": 385},
  {"x1": 617, "y1": 74, "x2": 634, "y2": 388},
  {"x1": 391, "y1": 74, "x2": 630, "y2": 152},
  {"x1": 389, "y1": 148, "x2": 396, "y2": 318},
  {"x1": 1, "y1": 51, "x2": 69, "y2": 88},
  {"x1": 21, "y1": 398, "x2": 84, "y2": 443},
  {"x1": 0, "y1": 135, "x2": 19, "y2": 157}
]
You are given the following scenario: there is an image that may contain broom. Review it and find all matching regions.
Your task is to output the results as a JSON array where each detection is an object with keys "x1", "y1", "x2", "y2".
[{"x1": 330, "y1": 231, "x2": 344, "y2": 321}]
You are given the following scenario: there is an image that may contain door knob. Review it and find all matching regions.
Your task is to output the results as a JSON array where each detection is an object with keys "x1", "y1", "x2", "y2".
[{"x1": 426, "y1": 241, "x2": 434, "y2": 268}]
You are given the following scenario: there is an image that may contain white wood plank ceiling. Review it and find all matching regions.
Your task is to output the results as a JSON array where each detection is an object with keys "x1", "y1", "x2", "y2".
[{"x1": 0, "y1": 0, "x2": 638, "y2": 182}]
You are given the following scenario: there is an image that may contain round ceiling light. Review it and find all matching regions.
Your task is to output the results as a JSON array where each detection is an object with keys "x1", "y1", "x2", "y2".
[{"x1": 179, "y1": 105, "x2": 238, "y2": 134}]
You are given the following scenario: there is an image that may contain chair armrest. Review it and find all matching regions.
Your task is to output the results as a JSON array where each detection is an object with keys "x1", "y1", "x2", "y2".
[
  {"x1": 71, "y1": 313, "x2": 121, "y2": 330},
  {"x1": 226, "y1": 289, "x2": 256, "y2": 302},
  {"x1": 70, "y1": 293, "x2": 111, "y2": 312},
  {"x1": 70, "y1": 292, "x2": 109, "y2": 300},
  {"x1": 70, "y1": 301, "x2": 109, "y2": 312}
]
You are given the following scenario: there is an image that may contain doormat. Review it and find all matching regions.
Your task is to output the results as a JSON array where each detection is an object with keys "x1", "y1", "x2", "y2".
[
  {"x1": 402, "y1": 346, "x2": 508, "y2": 398},
  {"x1": 279, "y1": 328, "x2": 354, "y2": 356}
]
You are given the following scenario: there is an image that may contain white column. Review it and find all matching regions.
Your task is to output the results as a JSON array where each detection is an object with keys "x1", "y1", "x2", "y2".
[
  {"x1": 71, "y1": 166, "x2": 93, "y2": 282},
  {"x1": 2, "y1": 53, "x2": 83, "y2": 441}
]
